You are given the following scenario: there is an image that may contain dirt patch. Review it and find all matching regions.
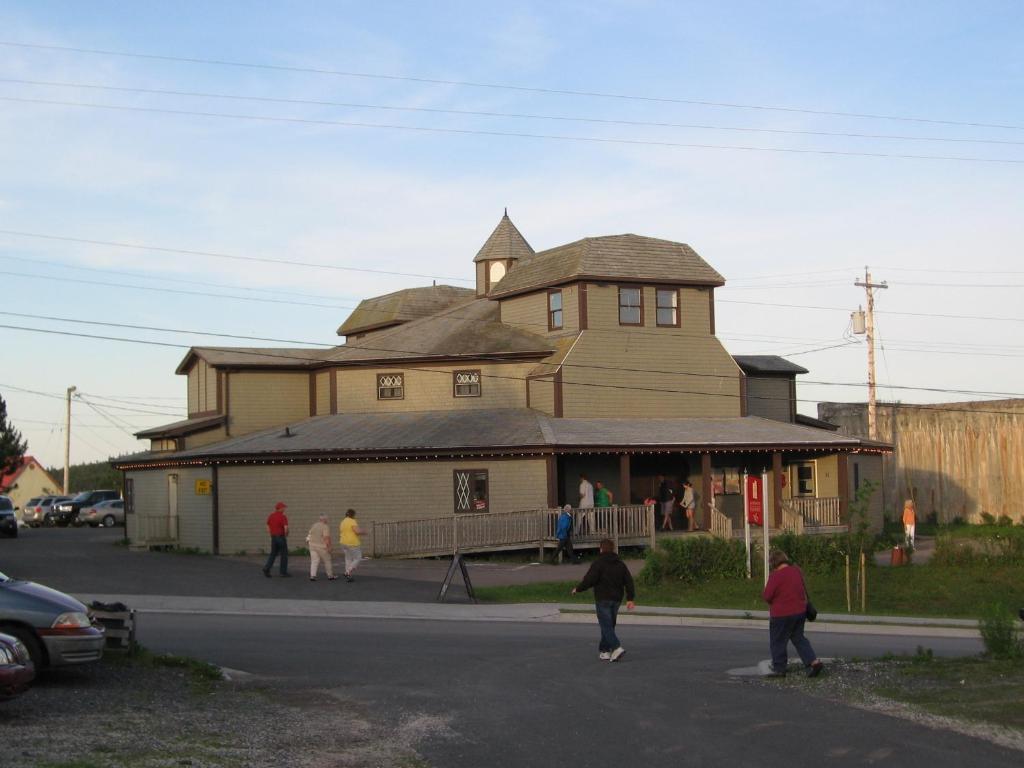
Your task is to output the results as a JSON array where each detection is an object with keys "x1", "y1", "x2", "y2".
[{"x1": 0, "y1": 654, "x2": 440, "y2": 767}]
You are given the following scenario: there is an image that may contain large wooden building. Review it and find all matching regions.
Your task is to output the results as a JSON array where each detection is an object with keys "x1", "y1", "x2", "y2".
[{"x1": 115, "y1": 214, "x2": 887, "y2": 553}]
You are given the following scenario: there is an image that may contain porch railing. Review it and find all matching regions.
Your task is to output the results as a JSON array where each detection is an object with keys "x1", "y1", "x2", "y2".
[
  {"x1": 132, "y1": 515, "x2": 179, "y2": 547},
  {"x1": 708, "y1": 506, "x2": 733, "y2": 540},
  {"x1": 780, "y1": 504, "x2": 805, "y2": 535},
  {"x1": 371, "y1": 504, "x2": 655, "y2": 559},
  {"x1": 783, "y1": 497, "x2": 843, "y2": 528}
]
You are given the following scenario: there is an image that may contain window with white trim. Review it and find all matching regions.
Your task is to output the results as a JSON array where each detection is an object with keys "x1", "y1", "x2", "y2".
[
  {"x1": 454, "y1": 370, "x2": 482, "y2": 397},
  {"x1": 377, "y1": 372, "x2": 405, "y2": 400}
]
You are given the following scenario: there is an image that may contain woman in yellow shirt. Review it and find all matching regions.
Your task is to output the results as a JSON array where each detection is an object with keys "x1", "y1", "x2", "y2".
[{"x1": 339, "y1": 508, "x2": 365, "y2": 582}]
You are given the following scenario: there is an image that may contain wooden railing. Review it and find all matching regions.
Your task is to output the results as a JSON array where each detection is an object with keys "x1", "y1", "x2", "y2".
[
  {"x1": 708, "y1": 506, "x2": 733, "y2": 540},
  {"x1": 780, "y1": 504, "x2": 805, "y2": 535},
  {"x1": 783, "y1": 497, "x2": 842, "y2": 528},
  {"x1": 371, "y1": 504, "x2": 655, "y2": 559},
  {"x1": 132, "y1": 515, "x2": 179, "y2": 546}
]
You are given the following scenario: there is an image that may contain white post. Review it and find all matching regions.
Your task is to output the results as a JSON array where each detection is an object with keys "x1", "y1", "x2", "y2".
[
  {"x1": 761, "y1": 470, "x2": 771, "y2": 586},
  {"x1": 743, "y1": 471, "x2": 751, "y2": 579}
]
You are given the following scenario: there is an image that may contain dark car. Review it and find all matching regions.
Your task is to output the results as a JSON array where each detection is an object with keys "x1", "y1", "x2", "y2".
[
  {"x1": 0, "y1": 570, "x2": 105, "y2": 669},
  {"x1": 0, "y1": 496, "x2": 17, "y2": 538},
  {"x1": 0, "y1": 631, "x2": 35, "y2": 699},
  {"x1": 48, "y1": 490, "x2": 120, "y2": 527}
]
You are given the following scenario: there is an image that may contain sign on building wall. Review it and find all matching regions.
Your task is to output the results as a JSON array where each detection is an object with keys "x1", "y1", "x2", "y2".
[{"x1": 194, "y1": 479, "x2": 212, "y2": 496}]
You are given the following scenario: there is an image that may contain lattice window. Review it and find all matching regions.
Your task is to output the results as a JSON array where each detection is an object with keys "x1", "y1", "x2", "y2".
[
  {"x1": 453, "y1": 370, "x2": 482, "y2": 397},
  {"x1": 377, "y1": 373, "x2": 405, "y2": 400},
  {"x1": 453, "y1": 469, "x2": 489, "y2": 513}
]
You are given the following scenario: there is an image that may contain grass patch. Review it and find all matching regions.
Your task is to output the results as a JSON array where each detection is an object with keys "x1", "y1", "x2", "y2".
[
  {"x1": 118, "y1": 644, "x2": 224, "y2": 694},
  {"x1": 476, "y1": 563, "x2": 1024, "y2": 619},
  {"x1": 874, "y1": 655, "x2": 1024, "y2": 730}
]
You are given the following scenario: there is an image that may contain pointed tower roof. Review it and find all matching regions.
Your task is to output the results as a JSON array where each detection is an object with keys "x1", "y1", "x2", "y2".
[{"x1": 473, "y1": 209, "x2": 535, "y2": 263}]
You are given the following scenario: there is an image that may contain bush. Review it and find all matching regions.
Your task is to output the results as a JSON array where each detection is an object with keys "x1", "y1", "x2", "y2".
[
  {"x1": 933, "y1": 527, "x2": 1024, "y2": 567},
  {"x1": 638, "y1": 537, "x2": 748, "y2": 586},
  {"x1": 979, "y1": 604, "x2": 1023, "y2": 659},
  {"x1": 771, "y1": 533, "x2": 862, "y2": 575},
  {"x1": 981, "y1": 512, "x2": 996, "y2": 525}
]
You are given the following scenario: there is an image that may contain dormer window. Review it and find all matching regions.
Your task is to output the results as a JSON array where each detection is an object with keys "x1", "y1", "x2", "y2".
[
  {"x1": 548, "y1": 290, "x2": 563, "y2": 330},
  {"x1": 488, "y1": 261, "x2": 507, "y2": 285},
  {"x1": 618, "y1": 287, "x2": 642, "y2": 326},
  {"x1": 656, "y1": 288, "x2": 680, "y2": 327}
]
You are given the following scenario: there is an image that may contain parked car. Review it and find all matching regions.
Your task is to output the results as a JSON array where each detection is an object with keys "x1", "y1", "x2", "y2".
[
  {"x1": 48, "y1": 490, "x2": 120, "y2": 527},
  {"x1": 22, "y1": 495, "x2": 71, "y2": 528},
  {"x1": 0, "y1": 496, "x2": 18, "y2": 538},
  {"x1": 0, "y1": 570, "x2": 105, "y2": 669},
  {"x1": 0, "y1": 631, "x2": 35, "y2": 700},
  {"x1": 75, "y1": 499, "x2": 125, "y2": 528}
]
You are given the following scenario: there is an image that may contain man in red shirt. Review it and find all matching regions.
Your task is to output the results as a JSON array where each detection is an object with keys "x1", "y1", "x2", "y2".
[{"x1": 263, "y1": 501, "x2": 291, "y2": 577}]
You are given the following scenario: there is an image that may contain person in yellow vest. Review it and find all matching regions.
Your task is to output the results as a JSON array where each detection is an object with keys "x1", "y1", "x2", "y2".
[
  {"x1": 902, "y1": 499, "x2": 916, "y2": 548},
  {"x1": 339, "y1": 508, "x2": 365, "y2": 582}
]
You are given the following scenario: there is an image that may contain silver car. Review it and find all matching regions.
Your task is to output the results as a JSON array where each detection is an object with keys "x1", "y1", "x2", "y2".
[
  {"x1": 0, "y1": 570, "x2": 105, "y2": 669},
  {"x1": 22, "y1": 495, "x2": 70, "y2": 528},
  {"x1": 76, "y1": 499, "x2": 125, "y2": 528}
]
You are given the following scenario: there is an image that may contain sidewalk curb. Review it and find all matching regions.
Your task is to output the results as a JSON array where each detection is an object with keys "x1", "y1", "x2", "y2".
[{"x1": 78, "y1": 593, "x2": 981, "y2": 638}]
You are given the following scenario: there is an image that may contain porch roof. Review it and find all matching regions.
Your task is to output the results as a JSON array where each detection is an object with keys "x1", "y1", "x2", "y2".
[{"x1": 114, "y1": 408, "x2": 884, "y2": 468}]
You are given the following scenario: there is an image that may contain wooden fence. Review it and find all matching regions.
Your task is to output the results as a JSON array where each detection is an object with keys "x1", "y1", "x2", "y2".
[
  {"x1": 131, "y1": 515, "x2": 179, "y2": 548},
  {"x1": 371, "y1": 504, "x2": 656, "y2": 559}
]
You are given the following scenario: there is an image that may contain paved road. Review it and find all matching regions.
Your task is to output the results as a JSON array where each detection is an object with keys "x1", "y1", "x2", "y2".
[
  {"x1": 138, "y1": 613, "x2": 1012, "y2": 768},
  {"x1": 0, "y1": 527, "x2": 608, "y2": 602}
]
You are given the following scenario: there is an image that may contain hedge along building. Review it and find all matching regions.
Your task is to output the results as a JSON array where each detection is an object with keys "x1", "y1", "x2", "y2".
[{"x1": 114, "y1": 213, "x2": 888, "y2": 554}]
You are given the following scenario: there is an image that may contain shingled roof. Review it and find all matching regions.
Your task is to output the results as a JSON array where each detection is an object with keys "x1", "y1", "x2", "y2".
[
  {"x1": 114, "y1": 409, "x2": 882, "y2": 467},
  {"x1": 490, "y1": 234, "x2": 725, "y2": 297},
  {"x1": 473, "y1": 211, "x2": 535, "y2": 263},
  {"x1": 733, "y1": 355, "x2": 809, "y2": 375},
  {"x1": 336, "y1": 284, "x2": 475, "y2": 337},
  {"x1": 324, "y1": 297, "x2": 554, "y2": 363},
  {"x1": 175, "y1": 346, "x2": 328, "y2": 373}
]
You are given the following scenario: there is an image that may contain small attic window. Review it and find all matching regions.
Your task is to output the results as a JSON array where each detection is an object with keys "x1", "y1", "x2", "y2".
[
  {"x1": 377, "y1": 372, "x2": 405, "y2": 400},
  {"x1": 548, "y1": 290, "x2": 563, "y2": 330}
]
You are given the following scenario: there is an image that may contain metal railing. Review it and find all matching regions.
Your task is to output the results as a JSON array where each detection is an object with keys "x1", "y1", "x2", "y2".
[
  {"x1": 132, "y1": 515, "x2": 179, "y2": 546},
  {"x1": 784, "y1": 497, "x2": 842, "y2": 528},
  {"x1": 371, "y1": 504, "x2": 655, "y2": 559}
]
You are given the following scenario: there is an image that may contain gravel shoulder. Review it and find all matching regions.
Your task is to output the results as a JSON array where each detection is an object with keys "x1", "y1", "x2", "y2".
[
  {"x1": 0, "y1": 651, "x2": 438, "y2": 768},
  {"x1": 754, "y1": 655, "x2": 1024, "y2": 754}
]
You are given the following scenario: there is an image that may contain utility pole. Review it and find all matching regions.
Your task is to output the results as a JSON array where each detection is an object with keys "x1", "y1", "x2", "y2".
[
  {"x1": 853, "y1": 268, "x2": 887, "y2": 440},
  {"x1": 63, "y1": 385, "x2": 76, "y2": 494}
]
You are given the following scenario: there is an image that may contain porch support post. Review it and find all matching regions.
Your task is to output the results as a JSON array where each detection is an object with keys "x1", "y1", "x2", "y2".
[
  {"x1": 701, "y1": 453, "x2": 712, "y2": 531},
  {"x1": 772, "y1": 452, "x2": 784, "y2": 528},
  {"x1": 211, "y1": 464, "x2": 220, "y2": 555},
  {"x1": 546, "y1": 455, "x2": 558, "y2": 508},
  {"x1": 837, "y1": 452, "x2": 850, "y2": 524},
  {"x1": 619, "y1": 454, "x2": 631, "y2": 506}
]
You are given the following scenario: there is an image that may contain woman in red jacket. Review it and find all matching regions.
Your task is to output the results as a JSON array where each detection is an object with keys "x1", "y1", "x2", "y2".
[{"x1": 762, "y1": 550, "x2": 824, "y2": 677}]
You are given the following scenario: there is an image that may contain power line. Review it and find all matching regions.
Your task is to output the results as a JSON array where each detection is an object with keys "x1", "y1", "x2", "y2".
[
  {"x1": 2, "y1": 40, "x2": 1021, "y2": 131},
  {"x1": 5, "y1": 76, "x2": 1024, "y2": 147},
  {"x1": 0, "y1": 229, "x2": 471, "y2": 284},
  {"x1": 0, "y1": 252, "x2": 363, "y2": 304},
  {"x1": 0, "y1": 381, "x2": 183, "y2": 416},
  {"x1": 6, "y1": 95, "x2": 1023, "y2": 165},
  {"x1": 718, "y1": 298, "x2": 1024, "y2": 324},
  {"x1": 3, "y1": 321, "x2": 1024, "y2": 412}
]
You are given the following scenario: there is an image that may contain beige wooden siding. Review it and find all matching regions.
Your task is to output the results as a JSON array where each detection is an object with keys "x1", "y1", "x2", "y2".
[
  {"x1": 6, "y1": 465, "x2": 61, "y2": 511},
  {"x1": 815, "y1": 455, "x2": 840, "y2": 498},
  {"x1": 476, "y1": 261, "x2": 486, "y2": 295},
  {"x1": 124, "y1": 467, "x2": 214, "y2": 550},
  {"x1": 335, "y1": 362, "x2": 532, "y2": 413},
  {"x1": 216, "y1": 459, "x2": 548, "y2": 553},
  {"x1": 315, "y1": 371, "x2": 331, "y2": 415},
  {"x1": 228, "y1": 372, "x2": 311, "y2": 435},
  {"x1": 186, "y1": 360, "x2": 218, "y2": 415},
  {"x1": 585, "y1": 284, "x2": 711, "y2": 333},
  {"x1": 183, "y1": 426, "x2": 228, "y2": 450},
  {"x1": 176, "y1": 467, "x2": 214, "y2": 550},
  {"x1": 528, "y1": 377, "x2": 555, "y2": 415},
  {"x1": 560, "y1": 329, "x2": 741, "y2": 418},
  {"x1": 745, "y1": 377, "x2": 793, "y2": 422},
  {"x1": 125, "y1": 469, "x2": 167, "y2": 542},
  {"x1": 499, "y1": 287, "x2": 580, "y2": 336}
]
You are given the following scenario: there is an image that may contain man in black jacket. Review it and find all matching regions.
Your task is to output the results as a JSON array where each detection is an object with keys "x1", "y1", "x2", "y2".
[{"x1": 572, "y1": 539, "x2": 636, "y2": 661}]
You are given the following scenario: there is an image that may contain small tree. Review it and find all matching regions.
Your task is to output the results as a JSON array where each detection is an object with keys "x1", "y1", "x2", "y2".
[{"x1": 0, "y1": 394, "x2": 28, "y2": 477}]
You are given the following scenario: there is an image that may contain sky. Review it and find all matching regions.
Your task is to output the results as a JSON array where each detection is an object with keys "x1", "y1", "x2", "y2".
[{"x1": 0, "y1": 1, "x2": 1021, "y2": 469}]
